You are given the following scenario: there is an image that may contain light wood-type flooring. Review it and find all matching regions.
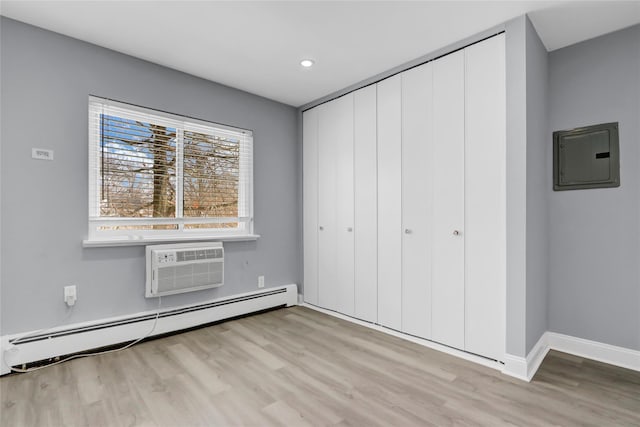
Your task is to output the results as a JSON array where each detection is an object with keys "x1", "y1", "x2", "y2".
[{"x1": 1, "y1": 306, "x2": 639, "y2": 426}]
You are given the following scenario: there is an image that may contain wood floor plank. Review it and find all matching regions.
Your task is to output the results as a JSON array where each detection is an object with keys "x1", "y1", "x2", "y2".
[
  {"x1": 262, "y1": 400, "x2": 314, "y2": 427},
  {"x1": 2, "y1": 306, "x2": 639, "y2": 427},
  {"x1": 225, "y1": 320, "x2": 273, "y2": 347},
  {"x1": 221, "y1": 331, "x2": 287, "y2": 371},
  {"x1": 165, "y1": 343, "x2": 230, "y2": 395}
]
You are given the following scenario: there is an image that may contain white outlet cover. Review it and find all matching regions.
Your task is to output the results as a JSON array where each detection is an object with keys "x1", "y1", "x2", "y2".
[
  {"x1": 64, "y1": 286, "x2": 76, "y2": 299},
  {"x1": 64, "y1": 286, "x2": 77, "y2": 306}
]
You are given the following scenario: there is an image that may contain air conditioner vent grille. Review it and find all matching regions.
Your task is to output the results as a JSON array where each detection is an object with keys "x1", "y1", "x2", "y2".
[
  {"x1": 146, "y1": 242, "x2": 224, "y2": 298},
  {"x1": 176, "y1": 248, "x2": 223, "y2": 262}
]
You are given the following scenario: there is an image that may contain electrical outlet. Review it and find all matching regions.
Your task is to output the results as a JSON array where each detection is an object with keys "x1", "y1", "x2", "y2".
[
  {"x1": 258, "y1": 275, "x2": 265, "y2": 288},
  {"x1": 64, "y1": 285, "x2": 77, "y2": 307}
]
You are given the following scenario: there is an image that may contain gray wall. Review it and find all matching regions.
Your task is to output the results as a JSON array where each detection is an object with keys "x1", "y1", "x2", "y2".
[
  {"x1": 0, "y1": 17, "x2": 300, "y2": 335},
  {"x1": 504, "y1": 15, "x2": 553, "y2": 357},
  {"x1": 525, "y1": 17, "x2": 549, "y2": 354},
  {"x1": 548, "y1": 24, "x2": 640, "y2": 350},
  {"x1": 505, "y1": 15, "x2": 528, "y2": 357}
]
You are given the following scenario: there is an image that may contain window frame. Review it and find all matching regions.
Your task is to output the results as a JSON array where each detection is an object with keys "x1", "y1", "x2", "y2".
[{"x1": 86, "y1": 96, "x2": 254, "y2": 245}]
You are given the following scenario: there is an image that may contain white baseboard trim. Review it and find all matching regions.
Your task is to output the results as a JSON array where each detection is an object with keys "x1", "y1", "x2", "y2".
[
  {"x1": 1, "y1": 284, "x2": 298, "y2": 376},
  {"x1": 502, "y1": 353, "x2": 528, "y2": 381},
  {"x1": 503, "y1": 331, "x2": 639, "y2": 382},
  {"x1": 526, "y1": 333, "x2": 551, "y2": 379},
  {"x1": 502, "y1": 332, "x2": 550, "y2": 382},
  {"x1": 300, "y1": 303, "x2": 504, "y2": 372},
  {"x1": 546, "y1": 331, "x2": 640, "y2": 372}
]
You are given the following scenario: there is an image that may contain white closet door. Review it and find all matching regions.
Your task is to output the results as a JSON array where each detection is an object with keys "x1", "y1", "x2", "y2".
[
  {"x1": 318, "y1": 95, "x2": 355, "y2": 314},
  {"x1": 431, "y1": 51, "x2": 465, "y2": 350},
  {"x1": 318, "y1": 102, "x2": 338, "y2": 311},
  {"x1": 354, "y1": 86, "x2": 378, "y2": 322},
  {"x1": 303, "y1": 108, "x2": 319, "y2": 305},
  {"x1": 377, "y1": 75, "x2": 402, "y2": 330},
  {"x1": 335, "y1": 94, "x2": 355, "y2": 316},
  {"x1": 401, "y1": 63, "x2": 434, "y2": 338},
  {"x1": 464, "y1": 34, "x2": 506, "y2": 361}
]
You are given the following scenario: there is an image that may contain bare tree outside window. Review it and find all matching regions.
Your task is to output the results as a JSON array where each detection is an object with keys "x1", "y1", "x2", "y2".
[
  {"x1": 183, "y1": 130, "x2": 239, "y2": 229},
  {"x1": 88, "y1": 97, "x2": 253, "y2": 241},
  {"x1": 97, "y1": 114, "x2": 242, "y2": 232},
  {"x1": 99, "y1": 116, "x2": 176, "y2": 230}
]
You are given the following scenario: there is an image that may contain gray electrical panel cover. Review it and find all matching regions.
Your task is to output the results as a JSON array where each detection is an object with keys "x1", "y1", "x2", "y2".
[{"x1": 553, "y1": 122, "x2": 620, "y2": 191}]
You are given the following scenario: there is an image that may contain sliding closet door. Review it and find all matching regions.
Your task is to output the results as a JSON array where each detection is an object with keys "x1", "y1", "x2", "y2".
[
  {"x1": 377, "y1": 75, "x2": 402, "y2": 330},
  {"x1": 401, "y1": 63, "x2": 434, "y2": 338},
  {"x1": 464, "y1": 34, "x2": 505, "y2": 361},
  {"x1": 431, "y1": 51, "x2": 465, "y2": 350},
  {"x1": 318, "y1": 94, "x2": 355, "y2": 315},
  {"x1": 354, "y1": 86, "x2": 378, "y2": 323},
  {"x1": 303, "y1": 108, "x2": 319, "y2": 305}
]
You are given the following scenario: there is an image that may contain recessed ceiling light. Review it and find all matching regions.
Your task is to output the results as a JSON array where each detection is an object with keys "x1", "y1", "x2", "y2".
[{"x1": 300, "y1": 59, "x2": 315, "y2": 68}]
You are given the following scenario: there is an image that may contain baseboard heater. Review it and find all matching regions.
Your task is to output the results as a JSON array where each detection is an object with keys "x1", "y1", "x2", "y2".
[{"x1": 1, "y1": 284, "x2": 297, "y2": 375}]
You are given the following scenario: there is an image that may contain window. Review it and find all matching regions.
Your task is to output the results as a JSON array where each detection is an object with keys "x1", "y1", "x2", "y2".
[{"x1": 88, "y1": 96, "x2": 253, "y2": 243}]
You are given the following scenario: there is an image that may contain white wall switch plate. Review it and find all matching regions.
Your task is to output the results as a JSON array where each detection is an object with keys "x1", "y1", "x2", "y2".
[
  {"x1": 32, "y1": 148, "x2": 54, "y2": 161},
  {"x1": 258, "y1": 275, "x2": 265, "y2": 288}
]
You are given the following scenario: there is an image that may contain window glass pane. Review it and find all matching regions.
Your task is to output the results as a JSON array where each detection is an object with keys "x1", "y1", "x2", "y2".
[
  {"x1": 88, "y1": 96, "x2": 253, "y2": 241},
  {"x1": 183, "y1": 130, "x2": 239, "y2": 219},
  {"x1": 100, "y1": 114, "x2": 177, "y2": 219}
]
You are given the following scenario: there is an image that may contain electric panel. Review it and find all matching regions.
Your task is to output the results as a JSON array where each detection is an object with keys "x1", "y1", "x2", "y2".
[{"x1": 553, "y1": 122, "x2": 620, "y2": 190}]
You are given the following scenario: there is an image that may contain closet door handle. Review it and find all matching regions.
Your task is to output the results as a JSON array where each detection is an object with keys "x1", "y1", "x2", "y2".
[
  {"x1": 453, "y1": 230, "x2": 461, "y2": 236},
  {"x1": 405, "y1": 229, "x2": 412, "y2": 234},
  {"x1": 347, "y1": 227, "x2": 353, "y2": 232},
  {"x1": 319, "y1": 226, "x2": 324, "y2": 231}
]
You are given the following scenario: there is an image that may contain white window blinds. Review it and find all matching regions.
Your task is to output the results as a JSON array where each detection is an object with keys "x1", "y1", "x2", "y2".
[{"x1": 88, "y1": 96, "x2": 253, "y2": 241}]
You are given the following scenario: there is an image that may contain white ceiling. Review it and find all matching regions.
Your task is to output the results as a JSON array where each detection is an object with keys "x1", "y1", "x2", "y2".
[{"x1": 1, "y1": 1, "x2": 639, "y2": 107}]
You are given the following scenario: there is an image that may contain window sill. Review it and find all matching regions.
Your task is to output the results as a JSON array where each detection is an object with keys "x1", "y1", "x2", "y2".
[{"x1": 82, "y1": 234, "x2": 261, "y2": 248}]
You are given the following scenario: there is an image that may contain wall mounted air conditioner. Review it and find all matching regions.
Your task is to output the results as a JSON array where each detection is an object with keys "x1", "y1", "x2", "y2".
[{"x1": 145, "y1": 242, "x2": 224, "y2": 298}]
